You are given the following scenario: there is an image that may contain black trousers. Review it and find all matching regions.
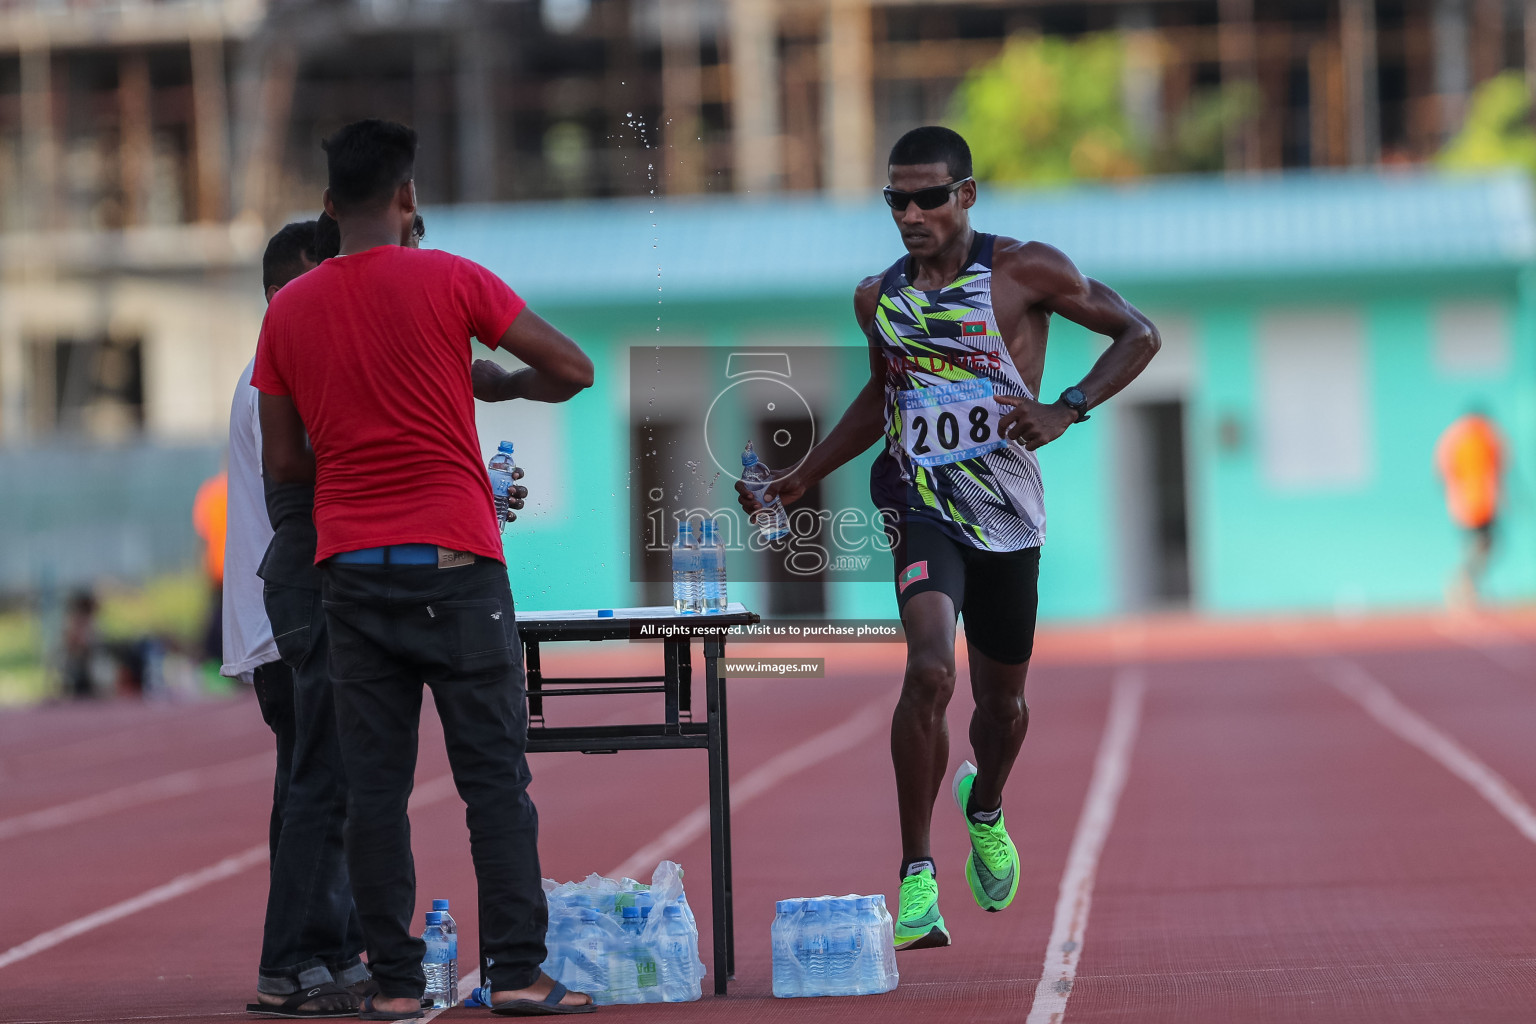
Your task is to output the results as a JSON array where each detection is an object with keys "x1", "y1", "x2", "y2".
[
  {"x1": 254, "y1": 585, "x2": 367, "y2": 995},
  {"x1": 321, "y1": 558, "x2": 545, "y2": 998}
]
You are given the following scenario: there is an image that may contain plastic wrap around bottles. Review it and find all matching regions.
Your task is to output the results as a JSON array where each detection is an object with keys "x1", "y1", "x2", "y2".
[
  {"x1": 772, "y1": 893, "x2": 898, "y2": 997},
  {"x1": 538, "y1": 860, "x2": 705, "y2": 1005}
]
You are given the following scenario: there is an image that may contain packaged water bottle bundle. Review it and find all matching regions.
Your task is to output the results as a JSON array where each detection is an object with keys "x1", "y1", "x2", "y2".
[
  {"x1": 539, "y1": 860, "x2": 706, "y2": 1005},
  {"x1": 771, "y1": 894, "x2": 898, "y2": 998}
]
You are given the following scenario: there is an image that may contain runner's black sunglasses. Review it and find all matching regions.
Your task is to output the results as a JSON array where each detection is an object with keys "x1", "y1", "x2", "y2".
[{"x1": 882, "y1": 177, "x2": 973, "y2": 211}]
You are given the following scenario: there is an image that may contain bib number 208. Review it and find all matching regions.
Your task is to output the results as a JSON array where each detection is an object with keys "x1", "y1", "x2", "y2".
[
  {"x1": 910, "y1": 405, "x2": 993, "y2": 456},
  {"x1": 897, "y1": 379, "x2": 1010, "y2": 468}
]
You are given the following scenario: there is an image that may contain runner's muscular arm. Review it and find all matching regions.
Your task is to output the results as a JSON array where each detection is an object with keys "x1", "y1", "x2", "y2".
[
  {"x1": 736, "y1": 277, "x2": 887, "y2": 512},
  {"x1": 472, "y1": 308, "x2": 596, "y2": 404},
  {"x1": 258, "y1": 392, "x2": 315, "y2": 485},
  {"x1": 994, "y1": 242, "x2": 1160, "y2": 450}
]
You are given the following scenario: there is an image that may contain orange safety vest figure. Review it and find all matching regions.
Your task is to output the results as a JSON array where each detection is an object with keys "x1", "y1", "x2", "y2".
[
  {"x1": 193, "y1": 471, "x2": 229, "y2": 586},
  {"x1": 1435, "y1": 414, "x2": 1503, "y2": 531},
  {"x1": 1435, "y1": 413, "x2": 1504, "y2": 606}
]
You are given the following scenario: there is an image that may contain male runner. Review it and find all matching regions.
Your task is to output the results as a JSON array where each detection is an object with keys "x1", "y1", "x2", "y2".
[
  {"x1": 256, "y1": 119, "x2": 593, "y2": 1018},
  {"x1": 739, "y1": 126, "x2": 1159, "y2": 948}
]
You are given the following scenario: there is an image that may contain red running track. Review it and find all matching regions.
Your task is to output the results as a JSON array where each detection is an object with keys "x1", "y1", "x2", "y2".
[{"x1": 3, "y1": 631, "x2": 1536, "y2": 1023}]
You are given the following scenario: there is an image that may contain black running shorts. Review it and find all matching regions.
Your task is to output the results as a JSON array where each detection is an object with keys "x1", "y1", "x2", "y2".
[{"x1": 885, "y1": 517, "x2": 1041, "y2": 665}]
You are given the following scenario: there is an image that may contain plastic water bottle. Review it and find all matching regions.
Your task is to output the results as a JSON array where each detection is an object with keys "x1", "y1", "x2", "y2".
[
  {"x1": 432, "y1": 899, "x2": 459, "y2": 1006},
  {"x1": 740, "y1": 441, "x2": 790, "y2": 541},
  {"x1": 488, "y1": 441, "x2": 517, "y2": 533},
  {"x1": 825, "y1": 898, "x2": 862, "y2": 994},
  {"x1": 771, "y1": 899, "x2": 803, "y2": 997},
  {"x1": 657, "y1": 905, "x2": 698, "y2": 1002},
  {"x1": 568, "y1": 909, "x2": 608, "y2": 994},
  {"x1": 422, "y1": 911, "x2": 452, "y2": 1009},
  {"x1": 698, "y1": 518, "x2": 728, "y2": 613},
  {"x1": 620, "y1": 906, "x2": 659, "y2": 1001},
  {"x1": 671, "y1": 521, "x2": 700, "y2": 614},
  {"x1": 795, "y1": 900, "x2": 829, "y2": 993},
  {"x1": 862, "y1": 895, "x2": 898, "y2": 994}
]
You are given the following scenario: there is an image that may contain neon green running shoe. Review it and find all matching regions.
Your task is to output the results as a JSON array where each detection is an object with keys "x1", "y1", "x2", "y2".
[
  {"x1": 952, "y1": 760, "x2": 1019, "y2": 912},
  {"x1": 893, "y1": 865, "x2": 951, "y2": 950}
]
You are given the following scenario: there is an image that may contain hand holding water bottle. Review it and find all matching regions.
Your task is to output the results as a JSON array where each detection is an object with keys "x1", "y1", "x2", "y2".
[
  {"x1": 735, "y1": 441, "x2": 797, "y2": 540},
  {"x1": 487, "y1": 441, "x2": 529, "y2": 530}
]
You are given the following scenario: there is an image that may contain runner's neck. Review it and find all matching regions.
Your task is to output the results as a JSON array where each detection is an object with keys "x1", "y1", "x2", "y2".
[{"x1": 906, "y1": 228, "x2": 978, "y2": 292}]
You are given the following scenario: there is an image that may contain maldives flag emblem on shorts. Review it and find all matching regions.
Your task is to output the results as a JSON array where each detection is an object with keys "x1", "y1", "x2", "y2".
[
  {"x1": 899, "y1": 560, "x2": 929, "y2": 593},
  {"x1": 962, "y1": 321, "x2": 987, "y2": 336}
]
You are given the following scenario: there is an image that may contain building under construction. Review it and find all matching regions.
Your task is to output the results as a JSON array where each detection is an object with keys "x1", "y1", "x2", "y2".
[{"x1": 0, "y1": 0, "x2": 1532, "y2": 448}]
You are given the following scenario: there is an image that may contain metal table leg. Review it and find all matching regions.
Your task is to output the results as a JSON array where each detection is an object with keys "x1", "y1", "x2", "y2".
[
  {"x1": 705, "y1": 645, "x2": 728, "y2": 995},
  {"x1": 711, "y1": 639, "x2": 736, "y2": 979}
]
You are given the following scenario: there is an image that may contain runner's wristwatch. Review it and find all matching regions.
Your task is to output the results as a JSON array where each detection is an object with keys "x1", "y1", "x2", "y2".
[{"x1": 1059, "y1": 386, "x2": 1091, "y2": 423}]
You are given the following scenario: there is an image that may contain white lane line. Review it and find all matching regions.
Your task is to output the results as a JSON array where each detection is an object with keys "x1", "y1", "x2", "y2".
[
  {"x1": 1025, "y1": 669, "x2": 1146, "y2": 1024},
  {"x1": 1431, "y1": 621, "x2": 1533, "y2": 674},
  {"x1": 0, "y1": 844, "x2": 269, "y2": 970},
  {"x1": 0, "y1": 771, "x2": 462, "y2": 972},
  {"x1": 606, "y1": 700, "x2": 889, "y2": 881},
  {"x1": 0, "y1": 753, "x2": 273, "y2": 842},
  {"x1": 1321, "y1": 657, "x2": 1536, "y2": 845}
]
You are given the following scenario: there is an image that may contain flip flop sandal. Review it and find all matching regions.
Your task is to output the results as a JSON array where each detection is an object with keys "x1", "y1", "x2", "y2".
[
  {"x1": 357, "y1": 994, "x2": 424, "y2": 1021},
  {"x1": 490, "y1": 980, "x2": 596, "y2": 1016},
  {"x1": 245, "y1": 981, "x2": 360, "y2": 1018}
]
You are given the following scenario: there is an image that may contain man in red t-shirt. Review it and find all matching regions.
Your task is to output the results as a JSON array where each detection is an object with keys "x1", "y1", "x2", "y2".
[{"x1": 254, "y1": 119, "x2": 594, "y2": 1018}]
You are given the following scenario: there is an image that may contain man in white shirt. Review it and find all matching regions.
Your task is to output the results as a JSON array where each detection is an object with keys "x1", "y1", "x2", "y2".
[{"x1": 225, "y1": 221, "x2": 370, "y2": 1016}]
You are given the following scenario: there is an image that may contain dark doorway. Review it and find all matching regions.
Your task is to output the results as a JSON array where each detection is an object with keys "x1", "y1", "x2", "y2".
[
  {"x1": 757, "y1": 413, "x2": 827, "y2": 616},
  {"x1": 631, "y1": 419, "x2": 686, "y2": 607},
  {"x1": 1117, "y1": 400, "x2": 1191, "y2": 608}
]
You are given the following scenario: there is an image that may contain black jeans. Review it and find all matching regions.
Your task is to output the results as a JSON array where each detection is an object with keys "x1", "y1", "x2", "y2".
[
  {"x1": 253, "y1": 584, "x2": 367, "y2": 996},
  {"x1": 322, "y1": 558, "x2": 545, "y2": 998}
]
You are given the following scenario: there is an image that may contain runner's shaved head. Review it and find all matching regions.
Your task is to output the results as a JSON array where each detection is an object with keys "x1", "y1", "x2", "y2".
[{"x1": 889, "y1": 126, "x2": 972, "y2": 182}]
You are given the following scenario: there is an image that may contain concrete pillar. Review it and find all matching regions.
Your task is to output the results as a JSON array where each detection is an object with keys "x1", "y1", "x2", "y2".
[
  {"x1": 455, "y1": 29, "x2": 498, "y2": 203},
  {"x1": 191, "y1": 36, "x2": 230, "y2": 222},
  {"x1": 119, "y1": 51, "x2": 153, "y2": 227},
  {"x1": 1217, "y1": 0, "x2": 1259, "y2": 170},
  {"x1": 20, "y1": 43, "x2": 57, "y2": 232},
  {"x1": 822, "y1": 0, "x2": 874, "y2": 196},
  {"x1": 1120, "y1": 5, "x2": 1162, "y2": 150},
  {"x1": 233, "y1": 39, "x2": 297, "y2": 223},
  {"x1": 1527, "y1": 0, "x2": 1536, "y2": 108},
  {"x1": 1340, "y1": 0, "x2": 1380, "y2": 165},
  {"x1": 661, "y1": 0, "x2": 704, "y2": 194},
  {"x1": 1435, "y1": 0, "x2": 1470, "y2": 140},
  {"x1": 729, "y1": 0, "x2": 782, "y2": 192}
]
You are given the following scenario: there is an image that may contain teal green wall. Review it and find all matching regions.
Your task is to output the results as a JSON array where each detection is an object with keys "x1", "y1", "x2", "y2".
[
  {"x1": 1194, "y1": 279, "x2": 1534, "y2": 613},
  {"x1": 489, "y1": 273, "x2": 1536, "y2": 619}
]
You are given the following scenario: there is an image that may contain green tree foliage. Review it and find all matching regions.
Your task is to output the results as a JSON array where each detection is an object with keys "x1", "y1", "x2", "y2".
[
  {"x1": 1438, "y1": 71, "x2": 1536, "y2": 175},
  {"x1": 949, "y1": 33, "x2": 1141, "y2": 185},
  {"x1": 947, "y1": 32, "x2": 1258, "y2": 184}
]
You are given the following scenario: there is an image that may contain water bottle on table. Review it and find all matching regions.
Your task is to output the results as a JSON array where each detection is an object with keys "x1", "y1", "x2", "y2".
[
  {"x1": 421, "y1": 911, "x2": 452, "y2": 1009},
  {"x1": 698, "y1": 517, "x2": 727, "y2": 613},
  {"x1": 740, "y1": 441, "x2": 790, "y2": 541},
  {"x1": 488, "y1": 441, "x2": 517, "y2": 532},
  {"x1": 432, "y1": 899, "x2": 459, "y2": 1006},
  {"x1": 671, "y1": 521, "x2": 700, "y2": 614}
]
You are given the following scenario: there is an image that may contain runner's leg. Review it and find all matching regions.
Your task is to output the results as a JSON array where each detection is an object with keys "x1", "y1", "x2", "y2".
[
  {"x1": 892, "y1": 590, "x2": 959, "y2": 863},
  {"x1": 965, "y1": 649, "x2": 1029, "y2": 813}
]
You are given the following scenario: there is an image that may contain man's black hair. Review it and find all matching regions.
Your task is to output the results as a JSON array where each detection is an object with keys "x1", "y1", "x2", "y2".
[
  {"x1": 263, "y1": 220, "x2": 317, "y2": 292},
  {"x1": 314, "y1": 212, "x2": 340, "y2": 262},
  {"x1": 888, "y1": 126, "x2": 973, "y2": 182},
  {"x1": 321, "y1": 118, "x2": 418, "y2": 214}
]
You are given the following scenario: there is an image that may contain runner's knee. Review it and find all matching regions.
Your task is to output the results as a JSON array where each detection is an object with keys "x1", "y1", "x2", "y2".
[{"x1": 901, "y1": 653, "x2": 956, "y2": 709}]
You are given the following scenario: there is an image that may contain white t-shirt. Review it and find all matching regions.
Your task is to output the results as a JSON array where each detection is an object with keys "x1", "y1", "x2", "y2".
[{"x1": 221, "y1": 358, "x2": 279, "y2": 681}]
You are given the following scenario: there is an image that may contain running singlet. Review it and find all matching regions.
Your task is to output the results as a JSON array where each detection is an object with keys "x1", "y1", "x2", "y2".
[{"x1": 869, "y1": 233, "x2": 1046, "y2": 552}]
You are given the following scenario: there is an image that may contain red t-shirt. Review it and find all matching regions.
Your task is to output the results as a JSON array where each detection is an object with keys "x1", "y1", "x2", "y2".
[{"x1": 252, "y1": 245, "x2": 525, "y2": 563}]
